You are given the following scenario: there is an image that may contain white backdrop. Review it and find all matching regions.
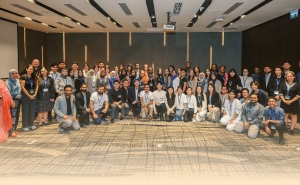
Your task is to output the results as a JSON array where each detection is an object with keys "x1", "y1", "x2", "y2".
[{"x1": 0, "y1": 19, "x2": 18, "y2": 78}]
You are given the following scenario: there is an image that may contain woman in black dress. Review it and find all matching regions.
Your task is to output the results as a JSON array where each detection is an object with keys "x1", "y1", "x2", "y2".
[
  {"x1": 279, "y1": 71, "x2": 300, "y2": 135},
  {"x1": 36, "y1": 67, "x2": 55, "y2": 126},
  {"x1": 227, "y1": 68, "x2": 242, "y2": 92},
  {"x1": 74, "y1": 70, "x2": 86, "y2": 94}
]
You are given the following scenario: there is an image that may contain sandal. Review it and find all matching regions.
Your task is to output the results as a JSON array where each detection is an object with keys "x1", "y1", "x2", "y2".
[{"x1": 11, "y1": 131, "x2": 17, "y2": 137}]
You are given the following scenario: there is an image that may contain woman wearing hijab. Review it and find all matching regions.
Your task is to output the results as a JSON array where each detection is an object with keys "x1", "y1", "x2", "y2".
[
  {"x1": 5, "y1": 69, "x2": 21, "y2": 137},
  {"x1": 74, "y1": 70, "x2": 86, "y2": 94},
  {"x1": 86, "y1": 69, "x2": 100, "y2": 94},
  {"x1": 0, "y1": 80, "x2": 14, "y2": 143},
  {"x1": 170, "y1": 70, "x2": 179, "y2": 93},
  {"x1": 55, "y1": 68, "x2": 74, "y2": 96},
  {"x1": 109, "y1": 71, "x2": 119, "y2": 89}
]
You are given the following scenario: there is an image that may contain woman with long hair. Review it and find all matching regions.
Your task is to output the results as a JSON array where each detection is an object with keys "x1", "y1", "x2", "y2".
[
  {"x1": 195, "y1": 86, "x2": 207, "y2": 121},
  {"x1": 269, "y1": 66, "x2": 285, "y2": 107},
  {"x1": 154, "y1": 67, "x2": 164, "y2": 88},
  {"x1": 119, "y1": 69, "x2": 129, "y2": 83},
  {"x1": 164, "y1": 86, "x2": 177, "y2": 122},
  {"x1": 239, "y1": 68, "x2": 253, "y2": 94},
  {"x1": 126, "y1": 65, "x2": 132, "y2": 76},
  {"x1": 169, "y1": 70, "x2": 179, "y2": 93},
  {"x1": 206, "y1": 83, "x2": 221, "y2": 123},
  {"x1": 227, "y1": 68, "x2": 242, "y2": 92},
  {"x1": 163, "y1": 68, "x2": 170, "y2": 90},
  {"x1": 0, "y1": 80, "x2": 13, "y2": 143},
  {"x1": 184, "y1": 87, "x2": 197, "y2": 122},
  {"x1": 279, "y1": 71, "x2": 300, "y2": 135},
  {"x1": 174, "y1": 86, "x2": 186, "y2": 121},
  {"x1": 168, "y1": 65, "x2": 175, "y2": 74},
  {"x1": 129, "y1": 70, "x2": 136, "y2": 87},
  {"x1": 119, "y1": 64, "x2": 125, "y2": 73},
  {"x1": 205, "y1": 68, "x2": 211, "y2": 81},
  {"x1": 5, "y1": 69, "x2": 21, "y2": 137},
  {"x1": 20, "y1": 65, "x2": 39, "y2": 131},
  {"x1": 209, "y1": 72, "x2": 222, "y2": 94},
  {"x1": 187, "y1": 70, "x2": 198, "y2": 94},
  {"x1": 193, "y1": 66, "x2": 200, "y2": 81},
  {"x1": 36, "y1": 67, "x2": 56, "y2": 126},
  {"x1": 74, "y1": 69, "x2": 86, "y2": 94}
]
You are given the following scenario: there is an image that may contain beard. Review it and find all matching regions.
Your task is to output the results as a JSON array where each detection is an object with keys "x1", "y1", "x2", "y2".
[{"x1": 81, "y1": 89, "x2": 87, "y2": 92}]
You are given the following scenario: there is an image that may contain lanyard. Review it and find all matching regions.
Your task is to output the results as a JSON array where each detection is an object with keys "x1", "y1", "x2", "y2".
[
  {"x1": 222, "y1": 75, "x2": 226, "y2": 82},
  {"x1": 222, "y1": 95, "x2": 226, "y2": 105},
  {"x1": 62, "y1": 78, "x2": 67, "y2": 85},
  {"x1": 90, "y1": 77, "x2": 95, "y2": 87},
  {"x1": 268, "y1": 108, "x2": 276, "y2": 120},
  {"x1": 229, "y1": 80, "x2": 233, "y2": 86},
  {"x1": 187, "y1": 96, "x2": 191, "y2": 107},
  {"x1": 97, "y1": 95, "x2": 103, "y2": 105},
  {"x1": 178, "y1": 94, "x2": 182, "y2": 105},
  {"x1": 276, "y1": 78, "x2": 281, "y2": 90},
  {"x1": 42, "y1": 78, "x2": 48, "y2": 88},
  {"x1": 83, "y1": 94, "x2": 87, "y2": 107},
  {"x1": 243, "y1": 77, "x2": 248, "y2": 87},
  {"x1": 136, "y1": 89, "x2": 138, "y2": 100},
  {"x1": 144, "y1": 93, "x2": 149, "y2": 102},
  {"x1": 209, "y1": 95, "x2": 212, "y2": 105},
  {"x1": 229, "y1": 100, "x2": 233, "y2": 114},
  {"x1": 197, "y1": 95, "x2": 202, "y2": 104},
  {"x1": 51, "y1": 73, "x2": 58, "y2": 81},
  {"x1": 100, "y1": 78, "x2": 105, "y2": 85},
  {"x1": 286, "y1": 83, "x2": 295, "y2": 94},
  {"x1": 27, "y1": 75, "x2": 33, "y2": 89}
]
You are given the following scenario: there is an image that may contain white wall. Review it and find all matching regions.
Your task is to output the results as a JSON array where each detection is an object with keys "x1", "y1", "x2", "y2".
[{"x1": 0, "y1": 19, "x2": 18, "y2": 78}]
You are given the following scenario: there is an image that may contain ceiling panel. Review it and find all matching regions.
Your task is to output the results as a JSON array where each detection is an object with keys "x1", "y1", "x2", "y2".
[{"x1": 0, "y1": 0, "x2": 299, "y2": 33}]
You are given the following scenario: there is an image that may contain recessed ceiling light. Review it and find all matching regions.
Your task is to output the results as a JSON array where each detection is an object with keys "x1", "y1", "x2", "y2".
[
  {"x1": 194, "y1": 15, "x2": 197, "y2": 17},
  {"x1": 41, "y1": 23, "x2": 48, "y2": 26},
  {"x1": 151, "y1": 15, "x2": 155, "y2": 18},
  {"x1": 24, "y1": 17, "x2": 32, "y2": 20},
  {"x1": 65, "y1": 16, "x2": 71, "y2": 21},
  {"x1": 28, "y1": 0, "x2": 35, "y2": 3},
  {"x1": 107, "y1": 17, "x2": 110, "y2": 20},
  {"x1": 113, "y1": 22, "x2": 116, "y2": 25},
  {"x1": 230, "y1": 22, "x2": 233, "y2": 25},
  {"x1": 86, "y1": 0, "x2": 90, "y2": 3},
  {"x1": 240, "y1": 15, "x2": 246, "y2": 19},
  {"x1": 77, "y1": 22, "x2": 81, "y2": 25}
]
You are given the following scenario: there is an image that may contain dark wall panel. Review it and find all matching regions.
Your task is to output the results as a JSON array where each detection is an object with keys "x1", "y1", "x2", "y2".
[
  {"x1": 242, "y1": 13, "x2": 300, "y2": 72},
  {"x1": 110, "y1": 33, "x2": 187, "y2": 70},
  {"x1": 45, "y1": 33, "x2": 63, "y2": 69},
  {"x1": 17, "y1": 27, "x2": 46, "y2": 71},
  {"x1": 65, "y1": 33, "x2": 107, "y2": 68},
  {"x1": 190, "y1": 32, "x2": 242, "y2": 74}
]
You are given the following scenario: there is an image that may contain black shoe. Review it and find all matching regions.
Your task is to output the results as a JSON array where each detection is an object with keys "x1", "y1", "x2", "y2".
[
  {"x1": 80, "y1": 124, "x2": 87, "y2": 128},
  {"x1": 160, "y1": 116, "x2": 164, "y2": 121},
  {"x1": 102, "y1": 118, "x2": 108, "y2": 122},
  {"x1": 120, "y1": 115, "x2": 124, "y2": 120},
  {"x1": 58, "y1": 124, "x2": 64, "y2": 133},
  {"x1": 111, "y1": 118, "x2": 115, "y2": 123},
  {"x1": 279, "y1": 138, "x2": 285, "y2": 145},
  {"x1": 269, "y1": 130, "x2": 276, "y2": 138},
  {"x1": 289, "y1": 130, "x2": 294, "y2": 135}
]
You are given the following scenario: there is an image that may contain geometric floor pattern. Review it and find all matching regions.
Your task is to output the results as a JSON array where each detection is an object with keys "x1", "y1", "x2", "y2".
[{"x1": 0, "y1": 117, "x2": 300, "y2": 180}]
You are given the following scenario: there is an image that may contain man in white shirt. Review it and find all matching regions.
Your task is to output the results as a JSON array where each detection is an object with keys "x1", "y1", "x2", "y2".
[
  {"x1": 140, "y1": 84, "x2": 154, "y2": 120},
  {"x1": 153, "y1": 82, "x2": 166, "y2": 120},
  {"x1": 90, "y1": 84, "x2": 112, "y2": 124}
]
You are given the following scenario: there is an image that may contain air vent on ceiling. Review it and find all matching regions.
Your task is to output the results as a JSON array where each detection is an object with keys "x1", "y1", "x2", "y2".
[
  {"x1": 57, "y1": 22, "x2": 73, "y2": 28},
  {"x1": 223, "y1": 2, "x2": 244, "y2": 14},
  {"x1": 132, "y1": 22, "x2": 141, "y2": 28},
  {"x1": 223, "y1": 28, "x2": 238, "y2": 30},
  {"x1": 64, "y1": 4, "x2": 87, "y2": 16},
  {"x1": 11, "y1": 4, "x2": 42, "y2": 16},
  {"x1": 173, "y1": 2, "x2": 182, "y2": 15},
  {"x1": 95, "y1": 22, "x2": 107, "y2": 28},
  {"x1": 119, "y1": 3, "x2": 132, "y2": 15},
  {"x1": 206, "y1": 21, "x2": 217, "y2": 28}
]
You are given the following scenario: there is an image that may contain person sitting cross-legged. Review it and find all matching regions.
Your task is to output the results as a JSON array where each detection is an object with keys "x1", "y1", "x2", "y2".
[
  {"x1": 90, "y1": 84, "x2": 112, "y2": 125},
  {"x1": 260, "y1": 97, "x2": 286, "y2": 145},
  {"x1": 220, "y1": 90, "x2": 242, "y2": 131},
  {"x1": 234, "y1": 93, "x2": 264, "y2": 139},
  {"x1": 54, "y1": 85, "x2": 80, "y2": 133}
]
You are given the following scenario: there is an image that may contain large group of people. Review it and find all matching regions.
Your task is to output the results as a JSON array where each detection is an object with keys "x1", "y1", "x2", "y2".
[{"x1": 0, "y1": 59, "x2": 299, "y2": 145}]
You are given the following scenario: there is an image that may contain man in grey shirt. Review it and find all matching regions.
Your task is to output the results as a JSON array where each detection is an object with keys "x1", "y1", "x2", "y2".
[{"x1": 235, "y1": 93, "x2": 264, "y2": 139}]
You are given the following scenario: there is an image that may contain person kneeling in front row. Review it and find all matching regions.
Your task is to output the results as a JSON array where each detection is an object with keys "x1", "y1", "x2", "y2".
[
  {"x1": 260, "y1": 97, "x2": 286, "y2": 145},
  {"x1": 234, "y1": 93, "x2": 264, "y2": 139},
  {"x1": 220, "y1": 90, "x2": 242, "y2": 131},
  {"x1": 153, "y1": 82, "x2": 166, "y2": 121},
  {"x1": 140, "y1": 84, "x2": 154, "y2": 120},
  {"x1": 54, "y1": 85, "x2": 80, "y2": 133},
  {"x1": 75, "y1": 83, "x2": 91, "y2": 128},
  {"x1": 90, "y1": 84, "x2": 112, "y2": 124}
]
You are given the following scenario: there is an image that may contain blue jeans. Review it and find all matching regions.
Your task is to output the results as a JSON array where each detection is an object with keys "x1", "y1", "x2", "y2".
[
  {"x1": 93, "y1": 107, "x2": 112, "y2": 124},
  {"x1": 121, "y1": 103, "x2": 130, "y2": 116},
  {"x1": 131, "y1": 101, "x2": 141, "y2": 117},
  {"x1": 175, "y1": 109, "x2": 184, "y2": 121}
]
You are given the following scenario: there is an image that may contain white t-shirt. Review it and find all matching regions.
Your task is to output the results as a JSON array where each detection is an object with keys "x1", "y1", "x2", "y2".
[
  {"x1": 176, "y1": 93, "x2": 187, "y2": 109},
  {"x1": 186, "y1": 95, "x2": 197, "y2": 113},
  {"x1": 139, "y1": 91, "x2": 153, "y2": 104},
  {"x1": 90, "y1": 92, "x2": 108, "y2": 111}
]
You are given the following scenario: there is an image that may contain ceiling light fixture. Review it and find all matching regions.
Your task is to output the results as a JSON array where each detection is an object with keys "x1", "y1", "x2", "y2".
[
  {"x1": 240, "y1": 15, "x2": 246, "y2": 19},
  {"x1": 230, "y1": 22, "x2": 233, "y2": 25},
  {"x1": 151, "y1": 15, "x2": 155, "y2": 18},
  {"x1": 41, "y1": 23, "x2": 48, "y2": 26},
  {"x1": 24, "y1": 17, "x2": 32, "y2": 20},
  {"x1": 28, "y1": 0, "x2": 35, "y2": 3},
  {"x1": 113, "y1": 22, "x2": 116, "y2": 25},
  {"x1": 107, "y1": 17, "x2": 110, "y2": 20},
  {"x1": 65, "y1": 16, "x2": 71, "y2": 21},
  {"x1": 86, "y1": 0, "x2": 90, "y2": 3},
  {"x1": 194, "y1": 15, "x2": 197, "y2": 17}
]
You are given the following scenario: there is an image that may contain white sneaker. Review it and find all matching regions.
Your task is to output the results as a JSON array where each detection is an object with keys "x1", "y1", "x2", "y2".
[
  {"x1": 192, "y1": 118, "x2": 196, "y2": 123},
  {"x1": 23, "y1": 127, "x2": 30, "y2": 132},
  {"x1": 30, "y1": 125, "x2": 37, "y2": 130}
]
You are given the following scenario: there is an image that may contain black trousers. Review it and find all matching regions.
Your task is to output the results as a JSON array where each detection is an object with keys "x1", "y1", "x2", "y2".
[
  {"x1": 48, "y1": 92, "x2": 58, "y2": 120},
  {"x1": 131, "y1": 102, "x2": 141, "y2": 117},
  {"x1": 77, "y1": 110, "x2": 90, "y2": 125},
  {"x1": 184, "y1": 108, "x2": 194, "y2": 122},
  {"x1": 260, "y1": 123, "x2": 285, "y2": 140},
  {"x1": 153, "y1": 103, "x2": 166, "y2": 119}
]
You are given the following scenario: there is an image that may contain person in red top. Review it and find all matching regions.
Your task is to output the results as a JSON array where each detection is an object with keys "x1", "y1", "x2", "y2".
[{"x1": 0, "y1": 80, "x2": 14, "y2": 143}]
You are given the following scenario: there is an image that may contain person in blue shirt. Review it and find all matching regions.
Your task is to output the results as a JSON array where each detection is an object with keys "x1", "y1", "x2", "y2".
[{"x1": 260, "y1": 97, "x2": 286, "y2": 145}]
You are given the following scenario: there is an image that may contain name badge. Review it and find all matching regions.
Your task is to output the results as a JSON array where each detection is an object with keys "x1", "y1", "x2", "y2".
[
  {"x1": 59, "y1": 87, "x2": 63, "y2": 90},
  {"x1": 118, "y1": 95, "x2": 122, "y2": 98},
  {"x1": 29, "y1": 89, "x2": 34, "y2": 94},
  {"x1": 43, "y1": 88, "x2": 49, "y2": 92},
  {"x1": 274, "y1": 91, "x2": 279, "y2": 95},
  {"x1": 208, "y1": 104, "x2": 212, "y2": 107},
  {"x1": 285, "y1": 95, "x2": 290, "y2": 100},
  {"x1": 160, "y1": 98, "x2": 164, "y2": 101},
  {"x1": 150, "y1": 83, "x2": 153, "y2": 86}
]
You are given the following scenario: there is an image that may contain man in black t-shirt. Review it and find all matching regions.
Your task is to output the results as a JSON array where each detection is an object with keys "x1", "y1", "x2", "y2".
[{"x1": 179, "y1": 69, "x2": 188, "y2": 93}]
